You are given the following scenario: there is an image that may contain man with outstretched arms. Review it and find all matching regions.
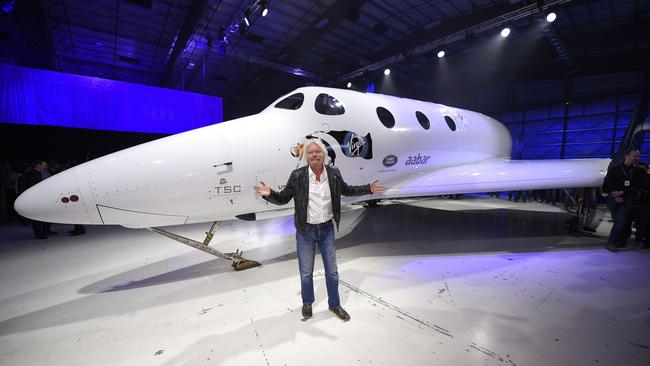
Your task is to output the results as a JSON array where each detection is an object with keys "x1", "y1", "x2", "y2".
[{"x1": 254, "y1": 139, "x2": 385, "y2": 321}]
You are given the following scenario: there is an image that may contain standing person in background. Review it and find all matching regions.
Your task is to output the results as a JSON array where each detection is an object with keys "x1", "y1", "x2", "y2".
[
  {"x1": 0, "y1": 162, "x2": 20, "y2": 222},
  {"x1": 21, "y1": 160, "x2": 57, "y2": 239},
  {"x1": 602, "y1": 149, "x2": 641, "y2": 252},
  {"x1": 631, "y1": 163, "x2": 650, "y2": 247}
]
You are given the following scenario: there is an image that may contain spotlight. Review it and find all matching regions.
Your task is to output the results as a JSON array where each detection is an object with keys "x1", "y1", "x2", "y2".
[
  {"x1": 260, "y1": 0, "x2": 269, "y2": 17},
  {"x1": 500, "y1": 27, "x2": 510, "y2": 38},
  {"x1": 347, "y1": 82, "x2": 352, "y2": 88},
  {"x1": 546, "y1": 11, "x2": 557, "y2": 22},
  {"x1": 244, "y1": 8, "x2": 251, "y2": 27},
  {"x1": 437, "y1": 50, "x2": 445, "y2": 58},
  {"x1": 383, "y1": 68, "x2": 390, "y2": 76}
]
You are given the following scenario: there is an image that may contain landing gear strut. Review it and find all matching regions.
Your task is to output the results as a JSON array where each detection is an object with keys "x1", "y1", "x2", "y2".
[{"x1": 147, "y1": 221, "x2": 261, "y2": 271}]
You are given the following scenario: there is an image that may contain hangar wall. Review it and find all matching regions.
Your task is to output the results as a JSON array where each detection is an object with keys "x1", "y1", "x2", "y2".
[{"x1": 458, "y1": 70, "x2": 648, "y2": 160}]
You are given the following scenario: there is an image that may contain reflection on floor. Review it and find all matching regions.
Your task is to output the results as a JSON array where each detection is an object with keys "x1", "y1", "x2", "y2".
[{"x1": 0, "y1": 197, "x2": 649, "y2": 366}]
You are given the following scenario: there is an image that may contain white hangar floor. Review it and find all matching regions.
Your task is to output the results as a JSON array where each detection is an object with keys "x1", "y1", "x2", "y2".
[{"x1": 0, "y1": 197, "x2": 648, "y2": 366}]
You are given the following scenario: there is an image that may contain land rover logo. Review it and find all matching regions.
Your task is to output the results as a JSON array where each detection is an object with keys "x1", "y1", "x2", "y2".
[{"x1": 383, "y1": 155, "x2": 398, "y2": 167}]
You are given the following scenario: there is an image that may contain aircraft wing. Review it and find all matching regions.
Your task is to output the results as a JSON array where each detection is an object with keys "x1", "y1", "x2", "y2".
[{"x1": 363, "y1": 158, "x2": 610, "y2": 201}]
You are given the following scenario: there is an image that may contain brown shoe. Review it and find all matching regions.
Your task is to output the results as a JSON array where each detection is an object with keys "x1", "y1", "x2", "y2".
[
  {"x1": 302, "y1": 304, "x2": 312, "y2": 319},
  {"x1": 329, "y1": 306, "x2": 350, "y2": 321}
]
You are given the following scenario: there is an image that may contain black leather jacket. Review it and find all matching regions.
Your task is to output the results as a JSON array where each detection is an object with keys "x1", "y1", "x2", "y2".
[
  {"x1": 603, "y1": 163, "x2": 648, "y2": 206},
  {"x1": 264, "y1": 165, "x2": 372, "y2": 233}
]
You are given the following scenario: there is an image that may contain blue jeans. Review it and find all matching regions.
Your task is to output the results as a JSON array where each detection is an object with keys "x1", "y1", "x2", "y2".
[
  {"x1": 606, "y1": 195, "x2": 631, "y2": 246},
  {"x1": 296, "y1": 221, "x2": 340, "y2": 308}
]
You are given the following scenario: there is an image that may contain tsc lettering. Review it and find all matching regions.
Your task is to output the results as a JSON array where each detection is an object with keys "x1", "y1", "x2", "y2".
[{"x1": 214, "y1": 185, "x2": 242, "y2": 194}]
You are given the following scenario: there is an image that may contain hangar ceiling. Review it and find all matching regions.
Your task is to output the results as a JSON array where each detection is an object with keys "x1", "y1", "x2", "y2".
[{"x1": 1, "y1": 0, "x2": 648, "y2": 118}]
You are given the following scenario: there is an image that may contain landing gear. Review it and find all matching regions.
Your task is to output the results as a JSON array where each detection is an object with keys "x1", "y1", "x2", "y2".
[
  {"x1": 364, "y1": 199, "x2": 380, "y2": 208},
  {"x1": 202, "y1": 221, "x2": 221, "y2": 246},
  {"x1": 147, "y1": 221, "x2": 261, "y2": 271}
]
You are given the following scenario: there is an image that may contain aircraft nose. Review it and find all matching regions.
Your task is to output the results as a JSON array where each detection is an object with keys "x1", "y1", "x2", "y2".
[{"x1": 14, "y1": 167, "x2": 100, "y2": 225}]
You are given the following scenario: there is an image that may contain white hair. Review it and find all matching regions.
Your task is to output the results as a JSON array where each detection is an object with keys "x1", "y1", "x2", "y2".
[{"x1": 302, "y1": 138, "x2": 331, "y2": 166}]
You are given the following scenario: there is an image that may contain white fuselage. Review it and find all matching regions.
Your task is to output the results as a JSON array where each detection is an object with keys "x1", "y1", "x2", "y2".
[{"x1": 14, "y1": 86, "x2": 609, "y2": 228}]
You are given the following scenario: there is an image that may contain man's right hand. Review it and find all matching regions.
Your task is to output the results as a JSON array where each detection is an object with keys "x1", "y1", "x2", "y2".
[
  {"x1": 254, "y1": 181, "x2": 271, "y2": 197},
  {"x1": 610, "y1": 190, "x2": 624, "y2": 203}
]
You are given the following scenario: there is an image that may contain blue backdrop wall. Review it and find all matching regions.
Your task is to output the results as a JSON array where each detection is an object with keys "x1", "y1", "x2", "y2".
[{"x1": 0, "y1": 64, "x2": 223, "y2": 134}]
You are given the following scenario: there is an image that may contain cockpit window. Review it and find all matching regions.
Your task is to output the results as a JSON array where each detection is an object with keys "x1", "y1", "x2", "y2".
[
  {"x1": 415, "y1": 111, "x2": 430, "y2": 130},
  {"x1": 376, "y1": 107, "x2": 395, "y2": 128},
  {"x1": 274, "y1": 93, "x2": 304, "y2": 110},
  {"x1": 444, "y1": 116, "x2": 457, "y2": 131},
  {"x1": 314, "y1": 93, "x2": 345, "y2": 115}
]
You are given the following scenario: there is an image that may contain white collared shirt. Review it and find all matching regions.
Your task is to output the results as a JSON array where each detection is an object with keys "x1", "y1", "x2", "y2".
[{"x1": 307, "y1": 166, "x2": 333, "y2": 224}]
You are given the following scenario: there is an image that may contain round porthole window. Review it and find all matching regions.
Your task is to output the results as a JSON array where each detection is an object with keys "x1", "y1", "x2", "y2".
[
  {"x1": 416, "y1": 111, "x2": 430, "y2": 130},
  {"x1": 274, "y1": 93, "x2": 304, "y2": 110},
  {"x1": 315, "y1": 94, "x2": 345, "y2": 115},
  {"x1": 376, "y1": 107, "x2": 395, "y2": 128},
  {"x1": 444, "y1": 116, "x2": 457, "y2": 131}
]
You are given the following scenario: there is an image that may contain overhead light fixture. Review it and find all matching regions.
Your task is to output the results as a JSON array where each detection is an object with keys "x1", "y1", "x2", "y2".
[
  {"x1": 291, "y1": 67, "x2": 306, "y2": 77},
  {"x1": 383, "y1": 68, "x2": 391, "y2": 76},
  {"x1": 437, "y1": 50, "x2": 445, "y2": 58},
  {"x1": 546, "y1": 11, "x2": 557, "y2": 22},
  {"x1": 347, "y1": 82, "x2": 352, "y2": 88},
  {"x1": 260, "y1": 0, "x2": 269, "y2": 17},
  {"x1": 244, "y1": 8, "x2": 251, "y2": 27},
  {"x1": 500, "y1": 27, "x2": 511, "y2": 38}
]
